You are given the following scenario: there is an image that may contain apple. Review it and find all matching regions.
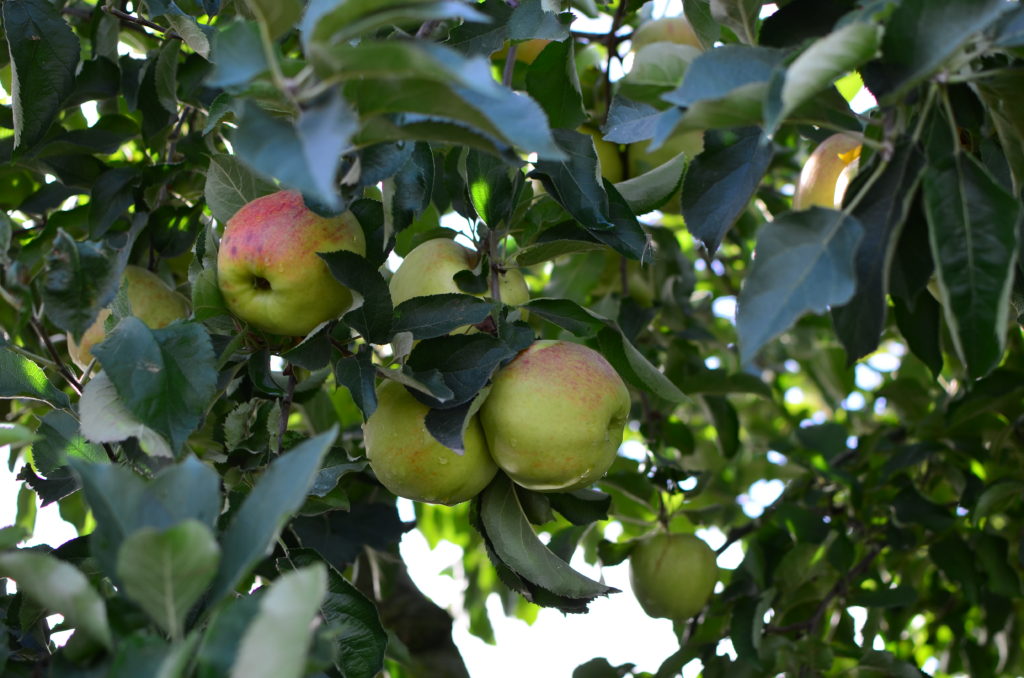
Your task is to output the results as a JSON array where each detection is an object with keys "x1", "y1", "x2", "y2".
[
  {"x1": 217, "y1": 191, "x2": 366, "y2": 336},
  {"x1": 479, "y1": 340, "x2": 631, "y2": 492},
  {"x1": 629, "y1": 532, "x2": 718, "y2": 621},
  {"x1": 793, "y1": 132, "x2": 863, "y2": 210},
  {"x1": 389, "y1": 237, "x2": 529, "y2": 308},
  {"x1": 67, "y1": 265, "x2": 190, "y2": 369},
  {"x1": 363, "y1": 379, "x2": 497, "y2": 505},
  {"x1": 492, "y1": 38, "x2": 552, "y2": 66},
  {"x1": 582, "y1": 126, "x2": 625, "y2": 184},
  {"x1": 630, "y1": 16, "x2": 703, "y2": 52}
]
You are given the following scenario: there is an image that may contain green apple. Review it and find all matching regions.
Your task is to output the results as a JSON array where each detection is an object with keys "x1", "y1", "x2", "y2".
[
  {"x1": 793, "y1": 132, "x2": 863, "y2": 210},
  {"x1": 631, "y1": 16, "x2": 703, "y2": 52},
  {"x1": 217, "y1": 190, "x2": 366, "y2": 336},
  {"x1": 479, "y1": 340, "x2": 630, "y2": 492},
  {"x1": 629, "y1": 532, "x2": 718, "y2": 621},
  {"x1": 67, "y1": 265, "x2": 190, "y2": 369},
  {"x1": 363, "y1": 379, "x2": 497, "y2": 505},
  {"x1": 492, "y1": 38, "x2": 552, "y2": 66},
  {"x1": 627, "y1": 131, "x2": 704, "y2": 214},
  {"x1": 390, "y1": 237, "x2": 529, "y2": 308},
  {"x1": 582, "y1": 126, "x2": 625, "y2": 184}
]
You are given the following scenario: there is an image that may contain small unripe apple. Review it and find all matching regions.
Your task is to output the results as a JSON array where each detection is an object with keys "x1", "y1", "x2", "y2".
[
  {"x1": 493, "y1": 38, "x2": 552, "y2": 66},
  {"x1": 67, "y1": 265, "x2": 190, "y2": 369},
  {"x1": 479, "y1": 340, "x2": 630, "y2": 492},
  {"x1": 630, "y1": 16, "x2": 702, "y2": 52},
  {"x1": 629, "y1": 532, "x2": 718, "y2": 621},
  {"x1": 581, "y1": 126, "x2": 625, "y2": 184},
  {"x1": 217, "y1": 191, "x2": 366, "y2": 336},
  {"x1": 363, "y1": 379, "x2": 497, "y2": 505},
  {"x1": 389, "y1": 238, "x2": 529, "y2": 308},
  {"x1": 793, "y1": 132, "x2": 863, "y2": 210}
]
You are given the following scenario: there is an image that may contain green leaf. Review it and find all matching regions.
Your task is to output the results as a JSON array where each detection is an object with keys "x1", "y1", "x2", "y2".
[
  {"x1": 0, "y1": 550, "x2": 112, "y2": 649},
  {"x1": 3, "y1": 0, "x2": 80, "y2": 150},
  {"x1": 281, "y1": 549, "x2": 386, "y2": 678},
  {"x1": 208, "y1": 428, "x2": 337, "y2": 603},
  {"x1": 525, "y1": 39, "x2": 586, "y2": 130},
  {"x1": 614, "y1": 152, "x2": 686, "y2": 215},
  {"x1": 620, "y1": 43, "x2": 698, "y2": 103},
  {"x1": 531, "y1": 128, "x2": 613, "y2": 231},
  {"x1": 737, "y1": 208, "x2": 864, "y2": 364},
  {"x1": 894, "y1": 487, "x2": 954, "y2": 532},
  {"x1": 871, "y1": 0, "x2": 1009, "y2": 104},
  {"x1": 0, "y1": 423, "x2": 37, "y2": 449},
  {"x1": 31, "y1": 410, "x2": 105, "y2": 476},
  {"x1": 681, "y1": 128, "x2": 775, "y2": 253},
  {"x1": 923, "y1": 151, "x2": 1020, "y2": 379},
  {"x1": 446, "y1": 0, "x2": 513, "y2": 55},
  {"x1": 392, "y1": 294, "x2": 493, "y2": 339},
  {"x1": 848, "y1": 585, "x2": 918, "y2": 608},
  {"x1": 334, "y1": 346, "x2": 378, "y2": 420},
  {"x1": 244, "y1": 0, "x2": 302, "y2": 40},
  {"x1": 524, "y1": 297, "x2": 607, "y2": 336},
  {"x1": 832, "y1": 144, "x2": 925, "y2": 363},
  {"x1": 767, "y1": 21, "x2": 880, "y2": 134},
  {"x1": 229, "y1": 564, "x2": 328, "y2": 678},
  {"x1": 319, "y1": 250, "x2": 393, "y2": 344},
  {"x1": 233, "y1": 94, "x2": 358, "y2": 211},
  {"x1": 196, "y1": 595, "x2": 262, "y2": 678},
  {"x1": 91, "y1": 319, "x2": 216, "y2": 453},
  {"x1": 710, "y1": 0, "x2": 763, "y2": 45},
  {"x1": 208, "y1": 21, "x2": 267, "y2": 88},
  {"x1": 475, "y1": 475, "x2": 617, "y2": 613},
  {"x1": 117, "y1": 520, "x2": 221, "y2": 639},
  {"x1": 466, "y1": 149, "x2": 522, "y2": 229},
  {"x1": 89, "y1": 168, "x2": 141, "y2": 239},
  {"x1": 0, "y1": 348, "x2": 70, "y2": 409},
  {"x1": 204, "y1": 154, "x2": 277, "y2": 225},
  {"x1": 302, "y1": 0, "x2": 488, "y2": 48},
  {"x1": 597, "y1": 326, "x2": 685, "y2": 403},
  {"x1": 41, "y1": 231, "x2": 124, "y2": 340},
  {"x1": 407, "y1": 333, "x2": 515, "y2": 409}
]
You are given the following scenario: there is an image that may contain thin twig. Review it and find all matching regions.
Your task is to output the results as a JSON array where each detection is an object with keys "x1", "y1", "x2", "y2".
[
  {"x1": 101, "y1": 6, "x2": 182, "y2": 41},
  {"x1": 29, "y1": 316, "x2": 82, "y2": 398},
  {"x1": 602, "y1": 0, "x2": 629, "y2": 127},
  {"x1": 277, "y1": 365, "x2": 298, "y2": 454}
]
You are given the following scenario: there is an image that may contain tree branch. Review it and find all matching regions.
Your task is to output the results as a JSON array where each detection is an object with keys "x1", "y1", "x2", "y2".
[{"x1": 101, "y1": 6, "x2": 182, "y2": 41}]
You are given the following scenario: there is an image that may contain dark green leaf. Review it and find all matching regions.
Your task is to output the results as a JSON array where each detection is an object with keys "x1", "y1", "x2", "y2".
[
  {"x1": 92, "y1": 319, "x2": 216, "y2": 453},
  {"x1": 3, "y1": 0, "x2": 80, "y2": 150},
  {"x1": 524, "y1": 297, "x2": 607, "y2": 337},
  {"x1": 334, "y1": 346, "x2": 378, "y2": 420},
  {"x1": 42, "y1": 231, "x2": 124, "y2": 340},
  {"x1": 208, "y1": 20, "x2": 266, "y2": 88},
  {"x1": 89, "y1": 168, "x2": 140, "y2": 239},
  {"x1": 392, "y1": 294, "x2": 493, "y2": 339},
  {"x1": 848, "y1": 585, "x2": 918, "y2": 608},
  {"x1": 208, "y1": 428, "x2": 337, "y2": 603},
  {"x1": 31, "y1": 410, "x2": 105, "y2": 476},
  {"x1": 204, "y1": 154, "x2": 277, "y2": 225},
  {"x1": 681, "y1": 127, "x2": 774, "y2": 253},
  {"x1": 244, "y1": 0, "x2": 302, "y2": 40},
  {"x1": 302, "y1": 0, "x2": 488, "y2": 47},
  {"x1": 319, "y1": 250, "x2": 393, "y2": 344},
  {"x1": 466, "y1": 149, "x2": 521, "y2": 229},
  {"x1": 737, "y1": 208, "x2": 863, "y2": 364},
  {"x1": 525, "y1": 39, "x2": 586, "y2": 130},
  {"x1": 893, "y1": 486, "x2": 954, "y2": 532}
]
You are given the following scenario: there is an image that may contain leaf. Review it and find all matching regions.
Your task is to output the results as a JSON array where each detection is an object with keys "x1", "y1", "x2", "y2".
[
  {"x1": 244, "y1": 0, "x2": 302, "y2": 40},
  {"x1": 710, "y1": 0, "x2": 763, "y2": 44},
  {"x1": 334, "y1": 346, "x2": 378, "y2": 420},
  {"x1": 31, "y1": 410, "x2": 106, "y2": 476},
  {"x1": 407, "y1": 333, "x2": 514, "y2": 409},
  {"x1": 597, "y1": 327, "x2": 686, "y2": 403},
  {"x1": 3, "y1": 0, "x2": 80, "y2": 150},
  {"x1": 466, "y1": 149, "x2": 522, "y2": 229},
  {"x1": 117, "y1": 520, "x2": 221, "y2": 639},
  {"x1": 208, "y1": 428, "x2": 337, "y2": 603},
  {"x1": 392, "y1": 294, "x2": 493, "y2": 339},
  {"x1": 196, "y1": 596, "x2": 262, "y2": 678},
  {"x1": 445, "y1": 0, "x2": 513, "y2": 56},
  {"x1": 737, "y1": 208, "x2": 864, "y2": 364},
  {"x1": 0, "y1": 348, "x2": 70, "y2": 408},
  {"x1": 232, "y1": 95, "x2": 358, "y2": 211},
  {"x1": 42, "y1": 231, "x2": 124, "y2": 340},
  {"x1": 525, "y1": 39, "x2": 586, "y2": 130},
  {"x1": 208, "y1": 20, "x2": 267, "y2": 88},
  {"x1": 302, "y1": 0, "x2": 488, "y2": 48},
  {"x1": 204, "y1": 155, "x2": 277, "y2": 225},
  {"x1": 0, "y1": 424, "x2": 37, "y2": 449},
  {"x1": 923, "y1": 151, "x2": 1020, "y2": 379},
  {"x1": 523, "y1": 297, "x2": 607, "y2": 336},
  {"x1": 0, "y1": 550, "x2": 112, "y2": 649},
  {"x1": 91, "y1": 318, "x2": 217, "y2": 453},
  {"x1": 870, "y1": 0, "x2": 1009, "y2": 104},
  {"x1": 319, "y1": 250, "x2": 393, "y2": 344},
  {"x1": 681, "y1": 128, "x2": 775, "y2": 253},
  {"x1": 614, "y1": 151, "x2": 686, "y2": 215},
  {"x1": 89, "y1": 167, "x2": 140, "y2": 238},
  {"x1": 475, "y1": 475, "x2": 617, "y2": 612},
  {"x1": 80, "y1": 371, "x2": 173, "y2": 457},
  {"x1": 832, "y1": 144, "x2": 926, "y2": 363},
  {"x1": 767, "y1": 21, "x2": 880, "y2": 134},
  {"x1": 229, "y1": 565, "x2": 327, "y2": 678},
  {"x1": 531, "y1": 128, "x2": 613, "y2": 230},
  {"x1": 603, "y1": 96, "x2": 671, "y2": 145}
]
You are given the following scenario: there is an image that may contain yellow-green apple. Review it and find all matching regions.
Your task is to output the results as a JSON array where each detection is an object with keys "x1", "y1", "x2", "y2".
[
  {"x1": 479, "y1": 340, "x2": 630, "y2": 492},
  {"x1": 389, "y1": 237, "x2": 529, "y2": 307},
  {"x1": 793, "y1": 132, "x2": 863, "y2": 210},
  {"x1": 629, "y1": 532, "x2": 718, "y2": 620},
  {"x1": 630, "y1": 16, "x2": 703, "y2": 52},
  {"x1": 363, "y1": 379, "x2": 497, "y2": 505},
  {"x1": 67, "y1": 265, "x2": 190, "y2": 369},
  {"x1": 582, "y1": 126, "x2": 625, "y2": 184},
  {"x1": 592, "y1": 254, "x2": 657, "y2": 307},
  {"x1": 217, "y1": 190, "x2": 366, "y2": 336},
  {"x1": 493, "y1": 38, "x2": 552, "y2": 66}
]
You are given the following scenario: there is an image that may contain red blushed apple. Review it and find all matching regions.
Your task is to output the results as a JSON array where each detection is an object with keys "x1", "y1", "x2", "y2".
[
  {"x1": 217, "y1": 191, "x2": 366, "y2": 336},
  {"x1": 479, "y1": 340, "x2": 631, "y2": 492}
]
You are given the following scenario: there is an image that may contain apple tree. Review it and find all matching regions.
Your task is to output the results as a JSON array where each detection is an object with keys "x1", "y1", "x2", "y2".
[{"x1": 1, "y1": 0, "x2": 1023, "y2": 676}]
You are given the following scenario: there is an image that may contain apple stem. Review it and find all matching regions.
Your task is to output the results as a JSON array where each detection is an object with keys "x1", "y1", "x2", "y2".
[{"x1": 502, "y1": 45, "x2": 518, "y2": 88}]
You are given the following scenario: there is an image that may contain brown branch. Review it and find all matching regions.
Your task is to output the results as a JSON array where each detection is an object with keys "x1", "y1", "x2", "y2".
[
  {"x1": 601, "y1": 0, "x2": 629, "y2": 127},
  {"x1": 101, "y1": 6, "x2": 182, "y2": 41}
]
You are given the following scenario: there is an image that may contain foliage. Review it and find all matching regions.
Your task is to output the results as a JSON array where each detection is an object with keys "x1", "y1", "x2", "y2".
[{"x1": 0, "y1": 0, "x2": 1023, "y2": 676}]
